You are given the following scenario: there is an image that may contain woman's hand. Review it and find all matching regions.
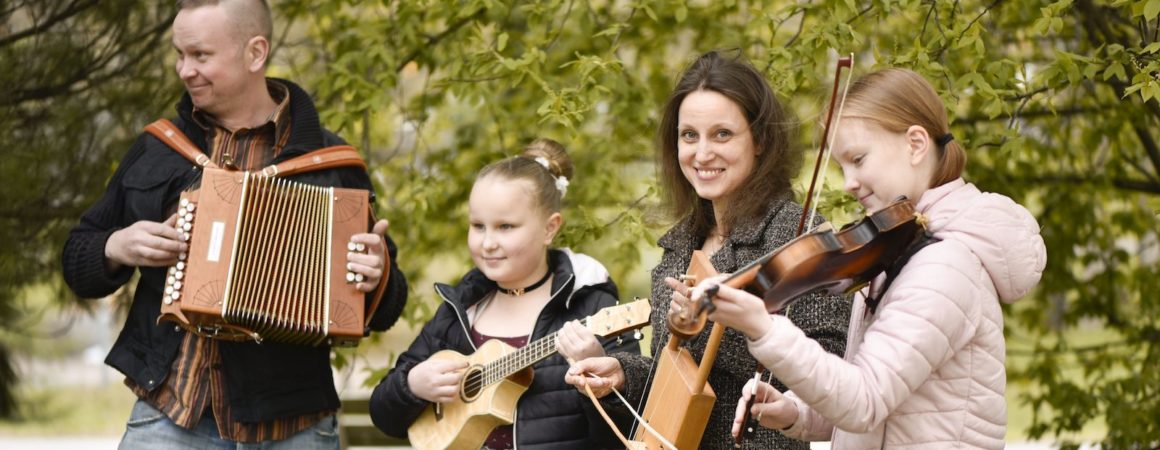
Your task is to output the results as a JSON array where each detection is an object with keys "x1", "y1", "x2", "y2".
[
  {"x1": 348, "y1": 219, "x2": 390, "y2": 293},
  {"x1": 407, "y1": 358, "x2": 468, "y2": 404},
  {"x1": 563, "y1": 356, "x2": 625, "y2": 399},
  {"x1": 557, "y1": 320, "x2": 605, "y2": 361},
  {"x1": 664, "y1": 276, "x2": 694, "y2": 315},
  {"x1": 731, "y1": 378, "x2": 798, "y2": 438},
  {"x1": 697, "y1": 281, "x2": 773, "y2": 341}
]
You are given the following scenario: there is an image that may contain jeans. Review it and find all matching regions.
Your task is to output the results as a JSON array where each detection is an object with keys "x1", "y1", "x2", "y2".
[{"x1": 118, "y1": 398, "x2": 340, "y2": 450}]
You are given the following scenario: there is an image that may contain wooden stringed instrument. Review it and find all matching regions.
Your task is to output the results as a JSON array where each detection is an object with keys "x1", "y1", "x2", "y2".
[
  {"x1": 407, "y1": 298, "x2": 652, "y2": 450},
  {"x1": 628, "y1": 251, "x2": 721, "y2": 450}
]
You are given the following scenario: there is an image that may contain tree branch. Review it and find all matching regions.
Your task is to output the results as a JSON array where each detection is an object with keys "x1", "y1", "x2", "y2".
[
  {"x1": 394, "y1": 7, "x2": 487, "y2": 73},
  {"x1": 955, "y1": 105, "x2": 1105, "y2": 125},
  {"x1": 1003, "y1": 174, "x2": 1160, "y2": 194},
  {"x1": 0, "y1": 0, "x2": 100, "y2": 48}
]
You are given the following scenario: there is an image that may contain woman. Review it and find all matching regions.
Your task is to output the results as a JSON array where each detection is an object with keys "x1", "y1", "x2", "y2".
[
  {"x1": 564, "y1": 50, "x2": 851, "y2": 449},
  {"x1": 369, "y1": 139, "x2": 640, "y2": 450},
  {"x1": 706, "y1": 68, "x2": 1047, "y2": 449}
]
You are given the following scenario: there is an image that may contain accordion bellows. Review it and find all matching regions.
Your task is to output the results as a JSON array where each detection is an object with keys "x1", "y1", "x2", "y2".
[{"x1": 160, "y1": 167, "x2": 369, "y2": 346}]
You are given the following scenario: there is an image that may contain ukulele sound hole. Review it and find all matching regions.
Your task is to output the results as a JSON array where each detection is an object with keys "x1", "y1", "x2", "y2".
[{"x1": 460, "y1": 366, "x2": 485, "y2": 402}]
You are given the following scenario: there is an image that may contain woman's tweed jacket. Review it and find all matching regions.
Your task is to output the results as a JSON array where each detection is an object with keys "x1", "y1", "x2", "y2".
[{"x1": 609, "y1": 194, "x2": 851, "y2": 449}]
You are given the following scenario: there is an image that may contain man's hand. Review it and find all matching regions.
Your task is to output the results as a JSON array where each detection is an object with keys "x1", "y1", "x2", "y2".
[
  {"x1": 348, "y1": 219, "x2": 390, "y2": 293},
  {"x1": 105, "y1": 213, "x2": 188, "y2": 272}
]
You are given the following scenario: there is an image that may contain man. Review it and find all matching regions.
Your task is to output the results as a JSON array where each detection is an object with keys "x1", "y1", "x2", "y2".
[{"x1": 61, "y1": 1, "x2": 408, "y2": 448}]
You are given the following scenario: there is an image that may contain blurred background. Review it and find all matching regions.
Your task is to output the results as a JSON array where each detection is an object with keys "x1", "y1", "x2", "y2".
[{"x1": 1, "y1": 0, "x2": 1158, "y2": 448}]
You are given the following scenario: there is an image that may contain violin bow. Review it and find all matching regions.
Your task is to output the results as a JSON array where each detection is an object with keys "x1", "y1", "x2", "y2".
[{"x1": 735, "y1": 53, "x2": 855, "y2": 447}]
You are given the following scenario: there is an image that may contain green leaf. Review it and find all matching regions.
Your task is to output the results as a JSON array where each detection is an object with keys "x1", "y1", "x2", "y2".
[
  {"x1": 497, "y1": 32, "x2": 508, "y2": 51},
  {"x1": 1103, "y1": 61, "x2": 1127, "y2": 81},
  {"x1": 1145, "y1": 0, "x2": 1160, "y2": 20}
]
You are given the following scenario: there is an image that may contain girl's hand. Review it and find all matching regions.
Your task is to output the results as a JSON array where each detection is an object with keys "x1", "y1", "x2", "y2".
[
  {"x1": 563, "y1": 356, "x2": 625, "y2": 399},
  {"x1": 557, "y1": 320, "x2": 605, "y2": 361},
  {"x1": 695, "y1": 281, "x2": 772, "y2": 341},
  {"x1": 731, "y1": 378, "x2": 798, "y2": 438},
  {"x1": 407, "y1": 358, "x2": 468, "y2": 404}
]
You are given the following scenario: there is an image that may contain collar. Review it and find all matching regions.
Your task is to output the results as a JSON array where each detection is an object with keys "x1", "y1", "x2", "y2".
[
  {"x1": 658, "y1": 192, "x2": 793, "y2": 252},
  {"x1": 175, "y1": 78, "x2": 326, "y2": 155}
]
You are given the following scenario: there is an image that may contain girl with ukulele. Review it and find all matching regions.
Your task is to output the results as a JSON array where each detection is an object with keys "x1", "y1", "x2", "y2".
[{"x1": 370, "y1": 139, "x2": 639, "y2": 450}]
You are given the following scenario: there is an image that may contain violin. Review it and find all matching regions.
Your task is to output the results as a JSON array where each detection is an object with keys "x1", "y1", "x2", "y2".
[{"x1": 668, "y1": 197, "x2": 926, "y2": 339}]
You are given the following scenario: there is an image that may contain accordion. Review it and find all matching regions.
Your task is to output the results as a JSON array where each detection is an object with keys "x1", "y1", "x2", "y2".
[{"x1": 158, "y1": 166, "x2": 373, "y2": 347}]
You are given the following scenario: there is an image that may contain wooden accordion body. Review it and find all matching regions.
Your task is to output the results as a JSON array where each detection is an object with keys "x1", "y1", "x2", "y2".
[{"x1": 159, "y1": 167, "x2": 369, "y2": 347}]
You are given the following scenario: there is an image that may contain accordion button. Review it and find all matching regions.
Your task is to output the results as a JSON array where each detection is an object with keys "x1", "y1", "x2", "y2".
[
  {"x1": 182, "y1": 223, "x2": 192, "y2": 232},
  {"x1": 177, "y1": 218, "x2": 185, "y2": 228},
  {"x1": 163, "y1": 296, "x2": 172, "y2": 305},
  {"x1": 174, "y1": 281, "x2": 182, "y2": 290},
  {"x1": 176, "y1": 261, "x2": 185, "y2": 271},
  {"x1": 180, "y1": 198, "x2": 189, "y2": 208},
  {"x1": 179, "y1": 252, "x2": 187, "y2": 261},
  {"x1": 183, "y1": 233, "x2": 190, "y2": 242},
  {"x1": 184, "y1": 213, "x2": 193, "y2": 222},
  {"x1": 170, "y1": 291, "x2": 180, "y2": 300},
  {"x1": 165, "y1": 286, "x2": 173, "y2": 295},
  {"x1": 175, "y1": 271, "x2": 184, "y2": 280},
  {"x1": 355, "y1": 273, "x2": 365, "y2": 283},
  {"x1": 187, "y1": 203, "x2": 195, "y2": 212},
  {"x1": 347, "y1": 242, "x2": 357, "y2": 251},
  {"x1": 167, "y1": 276, "x2": 175, "y2": 285},
  {"x1": 346, "y1": 273, "x2": 356, "y2": 283},
  {"x1": 356, "y1": 243, "x2": 366, "y2": 252}
]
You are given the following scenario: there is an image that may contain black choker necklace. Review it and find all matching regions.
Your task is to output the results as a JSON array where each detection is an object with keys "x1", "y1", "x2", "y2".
[{"x1": 497, "y1": 269, "x2": 552, "y2": 296}]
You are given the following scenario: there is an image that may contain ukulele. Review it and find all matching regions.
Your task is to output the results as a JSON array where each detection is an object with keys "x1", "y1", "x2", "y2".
[{"x1": 407, "y1": 298, "x2": 652, "y2": 450}]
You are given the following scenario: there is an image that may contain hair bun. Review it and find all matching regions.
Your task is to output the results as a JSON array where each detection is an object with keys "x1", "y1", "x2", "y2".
[{"x1": 521, "y1": 138, "x2": 574, "y2": 181}]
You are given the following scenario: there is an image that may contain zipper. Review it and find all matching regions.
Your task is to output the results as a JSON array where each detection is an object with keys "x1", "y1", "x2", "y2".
[{"x1": 435, "y1": 285, "x2": 477, "y2": 351}]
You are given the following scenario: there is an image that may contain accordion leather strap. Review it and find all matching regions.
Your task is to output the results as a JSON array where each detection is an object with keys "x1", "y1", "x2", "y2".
[
  {"x1": 144, "y1": 119, "x2": 218, "y2": 169},
  {"x1": 260, "y1": 146, "x2": 368, "y2": 178},
  {"x1": 144, "y1": 119, "x2": 367, "y2": 177}
]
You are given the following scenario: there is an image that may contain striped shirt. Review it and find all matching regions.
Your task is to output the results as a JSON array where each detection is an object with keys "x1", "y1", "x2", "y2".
[{"x1": 127, "y1": 80, "x2": 333, "y2": 443}]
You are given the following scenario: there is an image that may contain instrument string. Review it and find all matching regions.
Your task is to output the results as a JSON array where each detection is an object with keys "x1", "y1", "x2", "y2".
[{"x1": 462, "y1": 317, "x2": 587, "y2": 394}]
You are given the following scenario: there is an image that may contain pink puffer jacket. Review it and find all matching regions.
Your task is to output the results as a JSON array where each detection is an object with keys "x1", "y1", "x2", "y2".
[{"x1": 748, "y1": 178, "x2": 1046, "y2": 449}]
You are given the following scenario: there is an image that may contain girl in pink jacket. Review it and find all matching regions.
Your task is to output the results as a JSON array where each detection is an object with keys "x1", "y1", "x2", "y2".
[{"x1": 697, "y1": 68, "x2": 1047, "y2": 449}]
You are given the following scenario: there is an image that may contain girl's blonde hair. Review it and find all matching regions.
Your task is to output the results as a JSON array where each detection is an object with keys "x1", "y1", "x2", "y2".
[
  {"x1": 476, "y1": 138, "x2": 574, "y2": 215},
  {"x1": 842, "y1": 68, "x2": 965, "y2": 187}
]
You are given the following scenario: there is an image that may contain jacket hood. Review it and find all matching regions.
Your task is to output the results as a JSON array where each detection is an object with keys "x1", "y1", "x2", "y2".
[{"x1": 915, "y1": 178, "x2": 1046, "y2": 303}]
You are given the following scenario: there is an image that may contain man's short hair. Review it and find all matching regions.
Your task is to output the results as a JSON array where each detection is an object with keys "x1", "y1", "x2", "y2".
[{"x1": 176, "y1": 0, "x2": 273, "y2": 43}]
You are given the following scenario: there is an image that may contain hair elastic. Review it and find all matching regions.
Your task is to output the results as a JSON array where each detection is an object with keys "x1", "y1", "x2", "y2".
[{"x1": 936, "y1": 133, "x2": 955, "y2": 147}]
